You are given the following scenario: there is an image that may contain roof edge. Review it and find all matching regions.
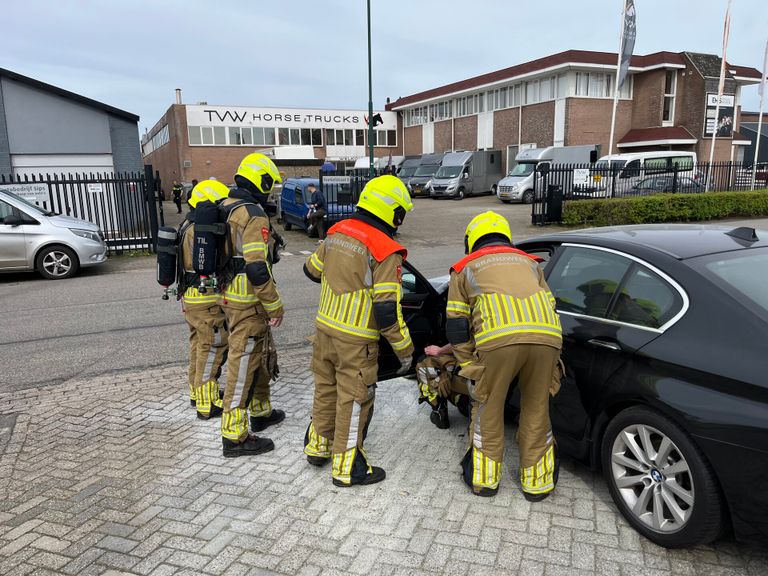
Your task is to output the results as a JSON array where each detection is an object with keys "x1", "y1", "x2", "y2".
[{"x1": 0, "y1": 67, "x2": 139, "y2": 122}]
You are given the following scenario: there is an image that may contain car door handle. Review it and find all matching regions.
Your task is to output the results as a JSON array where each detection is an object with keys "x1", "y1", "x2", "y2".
[{"x1": 587, "y1": 338, "x2": 622, "y2": 352}]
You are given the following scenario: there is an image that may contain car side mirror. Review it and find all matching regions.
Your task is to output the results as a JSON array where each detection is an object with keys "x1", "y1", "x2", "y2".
[{"x1": 3, "y1": 214, "x2": 22, "y2": 226}]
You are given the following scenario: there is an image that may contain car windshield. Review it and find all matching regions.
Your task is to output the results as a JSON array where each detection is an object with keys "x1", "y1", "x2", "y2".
[
  {"x1": 2, "y1": 191, "x2": 55, "y2": 216},
  {"x1": 692, "y1": 248, "x2": 768, "y2": 315},
  {"x1": 435, "y1": 165, "x2": 462, "y2": 178},
  {"x1": 414, "y1": 164, "x2": 439, "y2": 177},
  {"x1": 399, "y1": 166, "x2": 417, "y2": 177},
  {"x1": 509, "y1": 163, "x2": 535, "y2": 177}
]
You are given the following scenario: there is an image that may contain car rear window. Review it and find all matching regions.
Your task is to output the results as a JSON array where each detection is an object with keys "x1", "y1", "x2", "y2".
[{"x1": 694, "y1": 248, "x2": 768, "y2": 315}]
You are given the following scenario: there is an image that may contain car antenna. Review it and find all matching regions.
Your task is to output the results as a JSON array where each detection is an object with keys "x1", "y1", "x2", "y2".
[{"x1": 725, "y1": 227, "x2": 759, "y2": 242}]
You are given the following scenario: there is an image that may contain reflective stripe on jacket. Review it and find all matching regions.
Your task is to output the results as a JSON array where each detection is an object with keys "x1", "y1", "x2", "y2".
[
  {"x1": 447, "y1": 245, "x2": 561, "y2": 364},
  {"x1": 305, "y1": 218, "x2": 413, "y2": 355}
]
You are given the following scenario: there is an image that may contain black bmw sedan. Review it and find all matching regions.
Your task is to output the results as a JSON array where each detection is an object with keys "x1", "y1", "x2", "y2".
[{"x1": 378, "y1": 224, "x2": 768, "y2": 548}]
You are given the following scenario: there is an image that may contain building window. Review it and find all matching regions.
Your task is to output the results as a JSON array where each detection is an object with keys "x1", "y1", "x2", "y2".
[
  {"x1": 375, "y1": 129, "x2": 397, "y2": 147},
  {"x1": 213, "y1": 127, "x2": 226, "y2": 145},
  {"x1": 525, "y1": 81, "x2": 539, "y2": 104},
  {"x1": 188, "y1": 126, "x2": 202, "y2": 146},
  {"x1": 512, "y1": 84, "x2": 522, "y2": 107},
  {"x1": 242, "y1": 127, "x2": 253, "y2": 145},
  {"x1": 663, "y1": 70, "x2": 676, "y2": 124},
  {"x1": 228, "y1": 127, "x2": 242, "y2": 145},
  {"x1": 557, "y1": 74, "x2": 567, "y2": 98},
  {"x1": 201, "y1": 127, "x2": 213, "y2": 145}
]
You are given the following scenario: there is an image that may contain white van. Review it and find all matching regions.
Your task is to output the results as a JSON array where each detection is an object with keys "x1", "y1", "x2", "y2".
[
  {"x1": 497, "y1": 145, "x2": 598, "y2": 204},
  {"x1": 589, "y1": 151, "x2": 698, "y2": 196}
]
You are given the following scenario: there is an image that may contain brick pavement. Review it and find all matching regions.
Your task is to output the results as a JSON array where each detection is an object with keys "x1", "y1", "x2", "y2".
[{"x1": 1, "y1": 349, "x2": 767, "y2": 576}]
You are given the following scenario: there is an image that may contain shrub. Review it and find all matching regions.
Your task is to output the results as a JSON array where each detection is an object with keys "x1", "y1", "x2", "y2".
[{"x1": 561, "y1": 190, "x2": 768, "y2": 227}]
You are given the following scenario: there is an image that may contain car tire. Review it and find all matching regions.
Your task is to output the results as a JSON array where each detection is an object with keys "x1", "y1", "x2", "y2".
[
  {"x1": 454, "y1": 187, "x2": 465, "y2": 201},
  {"x1": 522, "y1": 190, "x2": 534, "y2": 204},
  {"x1": 601, "y1": 406, "x2": 724, "y2": 548},
  {"x1": 491, "y1": 185, "x2": 498, "y2": 197},
  {"x1": 36, "y1": 245, "x2": 79, "y2": 280},
  {"x1": 282, "y1": 214, "x2": 292, "y2": 231}
]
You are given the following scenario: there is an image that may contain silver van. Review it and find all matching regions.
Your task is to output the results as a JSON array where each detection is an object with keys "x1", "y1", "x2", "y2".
[
  {"x1": 497, "y1": 145, "x2": 597, "y2": 204},
  {"x1": 0, "y1": 189, "x2": 107, "y2": 279},
  {"x1": 429, "y1": 150, "x2": 503, "y2": 200}
]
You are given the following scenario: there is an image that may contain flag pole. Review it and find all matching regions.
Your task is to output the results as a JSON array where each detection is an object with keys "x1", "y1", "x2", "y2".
[
  {"x1": 608, "y1": 0, "x2": 627, "y2": 157},
  {"x1": 751, "y1": 39, "x2": 768, "y2": 191},
  {"x1": 706, "y1": 0, "x2": 732, "y2": 192}
]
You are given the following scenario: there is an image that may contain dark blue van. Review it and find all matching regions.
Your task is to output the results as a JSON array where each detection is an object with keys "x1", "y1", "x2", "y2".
[{"x1": 279, "y1": 177, "x2": 355, "y2": 236}]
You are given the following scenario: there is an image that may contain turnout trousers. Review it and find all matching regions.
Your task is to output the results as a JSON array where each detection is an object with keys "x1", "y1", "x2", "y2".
[
  {"x1": 220, "y1": 305, "x2": 275, "y2": 442},
  {"x1": 462, "y1": 344, "x2": 560, "y2": 496},
  {"x1": 304, "y1": 330, "x2": 378, "y2": 485},
  {"x1": 184, "y1": 304, "x2": 228, "y2": 416}
]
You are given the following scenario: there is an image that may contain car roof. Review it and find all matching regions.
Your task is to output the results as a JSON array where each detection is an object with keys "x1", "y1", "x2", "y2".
[
  {"x1": 284, "y1": 177, "x2": 319, "y2": 186},
  {"x1": 518, "y1": 224, "x2": 768, "y2": 260}
]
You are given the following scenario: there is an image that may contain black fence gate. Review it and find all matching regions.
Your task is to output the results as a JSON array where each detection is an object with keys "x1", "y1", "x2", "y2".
[
  {"x1": 0, "y1": 165, "x2": 161, "y2": 252},
  {"x1": 317, "y1": 171, "x2": 371, "y2": 221},
  {"x1": 532, "y1": 161, "x2": 768, "y2": 225}
]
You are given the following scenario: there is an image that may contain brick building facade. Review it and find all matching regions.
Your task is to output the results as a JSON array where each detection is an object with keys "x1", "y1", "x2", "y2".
[
  {"x1": 386, "y1": 50, "x2": 761, "y2": 172},
  {"x1": 141, "y1": 101, "x2": 403, "y2": 190}
]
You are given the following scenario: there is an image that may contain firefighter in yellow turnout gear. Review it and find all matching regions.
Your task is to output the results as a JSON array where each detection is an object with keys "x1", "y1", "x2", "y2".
[
  {"x1": 303, "y1": 175, "x2": 415, "y2": 487},
  {"x1": 181, "y1": 180, "x2": 231, "y2": 418},
  {"x1": 447, "y1": 211, "x2": 563, "y2": 501},
  {"x1": 218, "y1": 153, "x2": 286, "y2": 457}
]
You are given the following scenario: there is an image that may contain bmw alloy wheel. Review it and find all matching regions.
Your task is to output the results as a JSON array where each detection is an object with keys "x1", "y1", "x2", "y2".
[{"x1": 610, "y1": 424, "x2": 694, "y2": 533}]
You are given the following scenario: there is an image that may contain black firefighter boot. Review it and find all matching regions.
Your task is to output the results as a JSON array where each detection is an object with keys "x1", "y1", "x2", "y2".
[
  {"x1": 250, "y1": 409, "x2": 286, "y2": 432},
  {"x1": 222, "y1": 434, "x2": 275, "y2": 458},
  {"x1": 429, "y1": 398, "x2": 450, "y2": 429},
  {"x1": 197, "y1": 403, "x2": 223, "y2": 420},
  {"x1": 523, "y1": 449, "x2": 560, "y2": 502}
]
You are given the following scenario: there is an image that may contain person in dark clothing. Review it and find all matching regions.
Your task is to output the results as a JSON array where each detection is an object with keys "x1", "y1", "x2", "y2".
[
  {"x1": 307, "y1": 183, "x2": 327, "y2": 241},
  {"x1": 172, "y1": 181, "x2": 184, "y2": 213}
]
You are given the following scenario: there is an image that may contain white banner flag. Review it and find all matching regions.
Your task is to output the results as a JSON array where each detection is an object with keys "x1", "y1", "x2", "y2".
[
  {"x1": 717, "y1": 0, "x2": 732, "y2": 96},
  {"x1": 759, "y1": 39, "x2": 768, "y2": 99}
]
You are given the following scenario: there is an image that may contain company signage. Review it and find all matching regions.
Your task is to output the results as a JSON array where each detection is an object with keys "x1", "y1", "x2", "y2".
[
  {"x1": 0, "y1": 182, "x2": 50, "y2": 206},
  {"x1": 186, "y1": 105, "x2": 397, "y2": 131},
  {"x1": 704, "y1": 93, "x2": 735, "y2": 137}
]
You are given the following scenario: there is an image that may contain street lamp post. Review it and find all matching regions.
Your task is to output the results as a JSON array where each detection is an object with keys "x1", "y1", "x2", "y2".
[{"x1": 367, "y1": 0, "x2": 374, "y2": 178}]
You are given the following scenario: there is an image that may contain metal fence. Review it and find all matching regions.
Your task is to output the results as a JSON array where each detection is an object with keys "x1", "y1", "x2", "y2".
[
  {"x1": 318, "y1": 171, "x2": 373, "y2": 220},
  {"x1": 0, "y1": 166, "x2": 160, "y2": 252},
  {"x1": 532, "y1": 161, "x2": 768, "y2": 225}
]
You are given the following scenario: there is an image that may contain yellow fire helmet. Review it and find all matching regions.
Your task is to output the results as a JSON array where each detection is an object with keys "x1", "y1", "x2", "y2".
[
  {"x1": 235, "y1": 152, "x2": 282, "y2": 195},
  {"x1": 464, "y1": 211, "x2": 513, "y2": 253},
  {"x1": 356, "y1": 174, "x2": 413, "y2": 228},
  {"x1": 188, "y1": 179, "x2": 231, "y2": 208}
]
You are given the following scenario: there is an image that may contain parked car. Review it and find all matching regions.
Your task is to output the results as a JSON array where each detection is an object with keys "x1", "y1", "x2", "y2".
[
  {"x1": 279, "y1": 177, "x2": 354, "y2": 236},
  {"x1": 587, "y1": 151, "x2": 698, "y2": 196},
  {"x1": 630, "y1": 175, "x2": 702, "y2": 195},
  {"x1": 385, "y1": 224, "x2": 768, "y2": 548},
  {"x1": 0, "y1": 189, "x2": 107, "y2": 279}
]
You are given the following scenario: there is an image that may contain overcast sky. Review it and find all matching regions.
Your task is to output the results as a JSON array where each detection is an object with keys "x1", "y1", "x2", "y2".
[{"x1": 2, "y1": 0, "x2": 767, "y2": 133}]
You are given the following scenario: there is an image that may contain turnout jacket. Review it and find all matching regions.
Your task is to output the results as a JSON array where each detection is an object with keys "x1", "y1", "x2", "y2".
[
  {"x1": 304, "y1": 215, "x2": 414, "y2": 358},
  {"x1": 219, "y1": 190, "x2": 283, "y2": 317},
  {"x1": 446, "y1": 244, "x2": 561, "y2": 370}
]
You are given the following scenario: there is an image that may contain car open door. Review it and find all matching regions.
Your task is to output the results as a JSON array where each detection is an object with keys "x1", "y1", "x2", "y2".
[{"x1": 377, "y1": 260, "x2": 445, "y2": 381}]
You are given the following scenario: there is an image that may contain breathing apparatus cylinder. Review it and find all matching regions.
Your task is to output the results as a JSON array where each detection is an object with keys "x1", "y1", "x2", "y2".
[{"x1": 156, "y1": 227, "x2": 178, "y2": 291}]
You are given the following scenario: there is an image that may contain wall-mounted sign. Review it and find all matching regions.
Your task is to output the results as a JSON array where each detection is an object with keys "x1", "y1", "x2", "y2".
[
  {"x1": 187, "y1": 105, "x2": 397, "y2": 131},
  {"x1": 704, "y1": 93, "x2": 735, "y2": 137},
  {"x1": 0, "y1": 182, "x2": 50, "y2": 206}
]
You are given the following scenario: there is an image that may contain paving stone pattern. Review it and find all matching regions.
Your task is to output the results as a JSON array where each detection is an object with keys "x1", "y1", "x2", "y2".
[{"x1": 1, "y1": 349, "x2": 767, "y2": 576}]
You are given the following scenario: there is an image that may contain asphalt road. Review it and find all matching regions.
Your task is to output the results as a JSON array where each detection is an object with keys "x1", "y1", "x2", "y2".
[{"x1": 0, "y1": 197, "x2": 534, "y2": 391}]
